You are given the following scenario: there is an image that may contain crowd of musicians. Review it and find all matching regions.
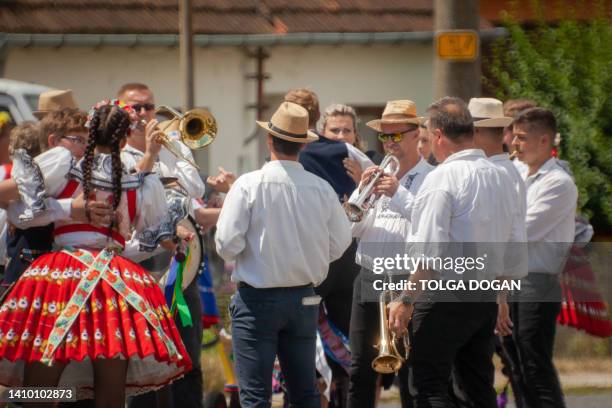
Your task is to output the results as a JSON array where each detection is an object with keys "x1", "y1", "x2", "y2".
[{"x1": 0, "y1": 83, "x2": 579, "y2": 408}]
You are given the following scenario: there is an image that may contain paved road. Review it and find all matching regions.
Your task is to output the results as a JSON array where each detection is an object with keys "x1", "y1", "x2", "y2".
[{"x1": 379, "y1": 393, "x2": 612, "y2": 407}]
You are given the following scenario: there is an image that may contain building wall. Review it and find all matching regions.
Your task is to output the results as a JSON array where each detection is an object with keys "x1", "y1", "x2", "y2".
[{"x1": 4, "y1": 42, "x2": 434, "y2": 175}]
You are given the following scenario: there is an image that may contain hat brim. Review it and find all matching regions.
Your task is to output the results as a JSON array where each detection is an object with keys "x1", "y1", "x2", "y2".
[
  {"x1": 256, "y1": 121, "x2": 319, "y2": 143},
  {"x1": 366, "y1": 117, "x2": 423, "y2": 132},
  {"x1": 33, "y1": 110, "x2": 49, "y2": 119},
  {"x1": 474, "y1": 117, "x2": 513, "y2": 128}
]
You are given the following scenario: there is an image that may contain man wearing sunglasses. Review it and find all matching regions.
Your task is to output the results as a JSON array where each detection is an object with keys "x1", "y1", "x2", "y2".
[
  {"x1": 117, "y1": 83, "x2": 206, "y2": 408},
  {"x1": 348, "y1": 100, "x2": 434, "y2": 408}
]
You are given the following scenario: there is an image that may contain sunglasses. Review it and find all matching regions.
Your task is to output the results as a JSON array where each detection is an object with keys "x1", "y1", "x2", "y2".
[
  {"x1": 377, "y1": 128, "x2": 418, "y2": 143},
  {"x1": 131, "y1": 103, "x2": 155, "y2": 112}
]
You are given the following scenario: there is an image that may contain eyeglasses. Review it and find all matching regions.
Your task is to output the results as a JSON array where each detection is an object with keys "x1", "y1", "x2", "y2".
[
  {"x1": 62, "y1": 135, "x2": 87, "y2": 145},
  {"x1": 377, "y1": 128, "x2": 418, "y2": 143},
  {"x1": 131, "y1": 103, "x2": 155, "y2": 112}
]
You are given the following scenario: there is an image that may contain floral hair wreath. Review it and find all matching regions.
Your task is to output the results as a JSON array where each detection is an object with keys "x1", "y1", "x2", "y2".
[{"x1": 85, "y1": 99, "x2": 139, "y2": 131}]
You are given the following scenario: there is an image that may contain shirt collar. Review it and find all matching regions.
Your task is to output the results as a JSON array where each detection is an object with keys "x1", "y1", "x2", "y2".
[
  {"x1": 408, "y1": 157, "x2": 428, "y2": 176},
  {"x1": 262, "y1": 159, "x2": 304, "y2": 170},
  {"x1": 442, "y1": 148, "x2": 486, "y2": 164},
  {"x1": 122, "y1": 143, "x2": 144, "y2": 157},
  {"x1": 526, "y1": 157, "x2": 557, "y2": 180},
  {"x1": 489, "y1": 153, "x2": 510, "y2": 162}
]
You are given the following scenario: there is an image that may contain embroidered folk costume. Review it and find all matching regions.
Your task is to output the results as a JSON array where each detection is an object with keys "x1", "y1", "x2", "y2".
[{"x1": 0, "y1": 100, "x2": 191, "y2": 399}]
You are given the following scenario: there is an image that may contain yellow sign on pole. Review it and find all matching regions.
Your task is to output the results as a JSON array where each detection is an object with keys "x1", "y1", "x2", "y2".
[{"x1": 436, "y1": 30, "x2": 479, "y2": 61}]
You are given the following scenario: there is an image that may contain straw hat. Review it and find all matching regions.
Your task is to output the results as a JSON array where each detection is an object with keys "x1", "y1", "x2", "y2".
[
  {"x1": 33, "y1": 89, "x2": 79, "y2": 119},
  {"x1": 468, "y1": 98, "x2": 513, "y2": 128},
  {"x1": 256, "y1": 102, "x2": 318, "y2": 143},
  {"x1": 366, "y1": 100, "x2": 422, "y2": 132}
]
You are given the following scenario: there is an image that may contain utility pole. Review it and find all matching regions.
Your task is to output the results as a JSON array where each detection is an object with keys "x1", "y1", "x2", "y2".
[
  {"x1": 179, "y1": 0, "x2": 194, "y2": 111},
  {"x1": 434, "y1": 0, "x2": 481, "y2": 101}
]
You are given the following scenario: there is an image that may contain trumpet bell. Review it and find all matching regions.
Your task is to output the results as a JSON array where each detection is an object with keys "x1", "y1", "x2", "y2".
[
  {"x1": 343, "y1": 202, "x2": 364, "y2": 222},
  {"x1": 372, "y1": 353, "x2": 404, "y2": 374}
]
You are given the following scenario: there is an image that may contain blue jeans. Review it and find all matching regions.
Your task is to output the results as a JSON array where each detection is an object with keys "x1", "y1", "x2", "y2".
[{"x1": 230, "y1": 286, "x2": 320, "y2": 408}]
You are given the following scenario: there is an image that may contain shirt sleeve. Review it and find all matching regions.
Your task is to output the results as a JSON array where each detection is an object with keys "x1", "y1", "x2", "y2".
[
  {"x1": 327, "y1": 188, "x2": 352, "y2": 262},
  {"x1": 526, "y1": 175, "x2": 577, "y2": 242},
  {"x1": 215, "y1": 177, "x2": 250, "y2": 261},
  {"x1": 35, "y1": 146, "x2": 73, "y2": 196},
  {"x1": 134, "y1": 175, "x2": 168, "y2": 231},
  {"x1": 7, "y1": 198, "x2": 73, "y2": 228},
  {"x1": 164, "y1": 140, "x2": 206, "y2": 199},
  {"x1": 410, "y1": 189, "x2": 452, "y2": 244},
  {"x1": 389, "y1": 184, "x2": 416, "y2": 220},
  {"x1": 346, "y1": 143, "x2": 375, "y2": 170}
]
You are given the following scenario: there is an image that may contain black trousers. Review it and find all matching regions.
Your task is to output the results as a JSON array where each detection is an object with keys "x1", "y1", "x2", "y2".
[
  {"x1": 511, "y1": 273, "x2": 565, "y2": 408},
  {"x1": 129, "y1": 277, "x2": 204, "y2": 408},
  {"x1": 347, "y1": 269, "x2": 411, "y2": 408},
  {"x1": 315, "y1": 240, "x2": 360, "y2": 407},
  {"x1": 409, "y1": 299, "x2": 498, "y2": 408}
]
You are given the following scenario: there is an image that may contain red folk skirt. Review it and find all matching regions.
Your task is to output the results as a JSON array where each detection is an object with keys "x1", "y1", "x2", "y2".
[{"x1": 0, "y1": 249, "x2": 192, "y2": 399}]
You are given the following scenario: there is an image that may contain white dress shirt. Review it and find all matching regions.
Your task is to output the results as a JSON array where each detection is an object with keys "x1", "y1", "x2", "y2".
[
  {"x1": 523, "y1": 157, "x2": 577, "y2": 274},
  {"x1": 215, "y1": 160, "x2": 352, "y2": 288},
  {"x1": 489, "y1": 153, "x2": 528, "y2": 278},
  {"x1": 350, "y1": 158, "x2": 434, "y2": 268},
  {"x1": 121, "y1": 135, "x2": 205, "y2": 199},
  {"x1": 409, "y1": 149, "x2": 517, "y2": 278}
]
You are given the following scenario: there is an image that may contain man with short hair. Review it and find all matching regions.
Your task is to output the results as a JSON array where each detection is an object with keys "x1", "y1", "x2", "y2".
[
  {"x1": 118, "y1": 82, "x2": 206, "y2": 408},
  {"x1": 347, "y1": 100, "x2": 434, "y2": 408},
  {"x1": 216, "y1": 101, "x2": 352, "y2": 408},
  {"x1": 502, "y1": 99, "x2": 537, "y2": 153},
  {"x1": 510, "y1": 107, "x2": 576, "y2": 408},
  {"x1": 403, "y1": 97, "x2": 517, "y2": 407}
]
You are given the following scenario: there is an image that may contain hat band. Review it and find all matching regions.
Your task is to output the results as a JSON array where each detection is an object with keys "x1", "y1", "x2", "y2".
[{"x1": 268, "y1": 122, "x2": 307, "y2": 139}]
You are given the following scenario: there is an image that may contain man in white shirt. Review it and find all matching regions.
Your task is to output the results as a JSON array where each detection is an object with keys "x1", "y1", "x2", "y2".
[
  {"x1": 403, "y1": 97, "x2": 517, "y2": 407},
  {"x1": 469, "y1": 97, "x2": 529, "y2": 406},
  {"x1": 347, "y1": 100, "x2": 433, "y2": 408},
  {"x1": 215, "y1": 102, "x2": 351, "y2": 408},
  {"x1": 118, "y1": 83, "x2": 206, "y2": 408},
  {"x1": 510, "y1": 107, "x2": 577, "y2": 408}
]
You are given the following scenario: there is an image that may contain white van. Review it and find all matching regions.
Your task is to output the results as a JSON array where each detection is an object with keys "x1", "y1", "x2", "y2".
[{"x1": 0, "y1": 79, "x2": 53, "y2": 123}]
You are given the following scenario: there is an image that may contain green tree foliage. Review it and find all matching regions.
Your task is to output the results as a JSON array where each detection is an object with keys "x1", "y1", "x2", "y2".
[{"x1": 485, "y1": 1, "x2": 612, "y2": 230}]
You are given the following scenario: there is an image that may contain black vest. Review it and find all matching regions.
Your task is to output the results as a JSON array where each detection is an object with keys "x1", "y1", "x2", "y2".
[{"x1": 299, "y1": 135, "x2": 356, "y2": 201}]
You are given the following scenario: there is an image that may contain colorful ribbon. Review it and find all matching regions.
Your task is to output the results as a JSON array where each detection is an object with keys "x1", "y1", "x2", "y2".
[
  {"x1": 164, "y1": 247, "x2": 193, "y2": 327},
  {"x1": 42, "y1": 248, "x2": 181, "y2": 365}
]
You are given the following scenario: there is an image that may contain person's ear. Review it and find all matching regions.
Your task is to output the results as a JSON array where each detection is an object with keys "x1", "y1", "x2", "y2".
[{"x1": 48, "y1": 133, "x2": 57, "y2": 147}]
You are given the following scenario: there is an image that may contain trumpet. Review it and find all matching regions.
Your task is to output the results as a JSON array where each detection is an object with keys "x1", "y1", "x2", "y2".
[
  {"x1": 508, "y1": 149, "x2": 519, "y2": 160},
  {"x1": 141, "y1": 105, "x2": 217, "y2": 170},
  {"x1": 344, "y1": 154, "x2": 400, "y2": 222},
  {"x1": 372, "y1": 290, "x2": 409, "y2": 374}
]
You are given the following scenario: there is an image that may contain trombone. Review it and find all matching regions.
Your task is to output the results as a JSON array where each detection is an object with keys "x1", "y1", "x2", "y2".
[{"x1": 142, "y1": 105, "x2": 217, "y2": 170}]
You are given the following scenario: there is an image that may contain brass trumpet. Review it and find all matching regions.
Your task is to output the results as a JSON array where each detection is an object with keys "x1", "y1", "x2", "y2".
[
  {"x1": 372, "y1": 290, "x2": 409, "y2": 374},
  {"x1": 508, "y1": 149, "x2": 519, "y2": 160},
  {"x1": 344, "y1": 154, "x2": 400, "y2": 222},
  {"x1": 141, "y1": 105, "x2": 217, "y2": 170}
]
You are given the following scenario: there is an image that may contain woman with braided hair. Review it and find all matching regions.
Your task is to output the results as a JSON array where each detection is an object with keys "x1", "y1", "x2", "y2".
[{"x1": 0, "y1": 100, "x2": 192, "y2": 405}]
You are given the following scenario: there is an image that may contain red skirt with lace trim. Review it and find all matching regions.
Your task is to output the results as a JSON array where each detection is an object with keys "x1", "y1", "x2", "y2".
[{"x1": 0, "y1": 250, "x2": 192, "y2": 399}]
